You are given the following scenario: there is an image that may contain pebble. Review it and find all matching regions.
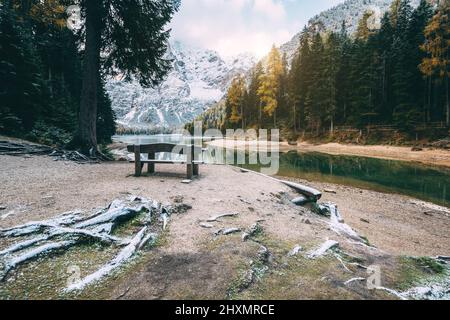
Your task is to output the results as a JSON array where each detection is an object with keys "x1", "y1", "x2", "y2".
[
  {"x1": 302, "y1": 218, "x2": 311, "y2": 225},
  {"x1": 181, "y1": 180, "x2": 192, "y2": 184}
]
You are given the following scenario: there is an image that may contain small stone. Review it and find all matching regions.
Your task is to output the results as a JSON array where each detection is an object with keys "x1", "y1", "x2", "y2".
[
  {"x1": 303, "y1": 218, "x2": 311, "y2": 225},
  {"x1": 324, "y1": 189, "x2": 337, "y2": 194},
  {"x1": 181, "y1": 179, "x2": 192, "y2": 184}
]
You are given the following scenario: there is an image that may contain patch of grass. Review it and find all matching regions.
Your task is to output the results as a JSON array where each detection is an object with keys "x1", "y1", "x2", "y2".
[
  {"x1": 0, "y1": 243, "x2": 117, "y2": 300},
  {"x1": 413, "y1": 257, "x2": 445, "y2": 274},
  {"x1": 395, "y1": 256, "x2": 447, "y2": 291}
]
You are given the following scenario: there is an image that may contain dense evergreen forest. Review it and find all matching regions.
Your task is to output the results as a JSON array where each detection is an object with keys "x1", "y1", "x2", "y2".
[
  {"x1": 0, "y1": 0, "x2": 115, "y2": 147},
  {"x1": 0, "y1": 0, "x2": 178, "y2": 152},
  {"x1": 218, "y1": 0, "x2": 450, "y2": 140}
]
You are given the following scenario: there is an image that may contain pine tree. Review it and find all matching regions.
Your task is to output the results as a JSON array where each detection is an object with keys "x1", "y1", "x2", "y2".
[
  {"x1": 408, "y1": 0, "x2": 433, "y2": 123},
  {"x1": 390, "y1": 0, "x2": 402, "y2": 29},
  {"x1": 246, "y1": 62, "x2": 264, "y2": 128},
  {"x1": 0, "y1": 0, "x2": 45, "y2": 133},
  {"x1": 322, "y1": 32, "x2": 342, "y2": 134},
  {"x1": 420, "y1": 1, "x2": 450, "y2": 126},
  {"x1": 336, "y1": 21, "x2": 351, "y2": 125},
  {"x1": 304, "y1": 32, "x2": 327, "y2": 134},
  {"x1": 391, "y1": 0, "x2": 418, "y2": 128},
  {"x1": 289, "y1": 28, "x2": 312, "y2": 132},
  {"x1": 75, "y1": 0, "x2": 180, "y2": 154}
]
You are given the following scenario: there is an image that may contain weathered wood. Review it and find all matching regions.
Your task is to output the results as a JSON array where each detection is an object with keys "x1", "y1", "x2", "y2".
[
  {"x1": 126, "y1": 143, "x2": 203, "y2": 154},
  {"x1": 148, "y1": 151, "x2": 155, "y2": 174},
  {"x1": 130, "y1": 160, "x2": 205, "y2": 165},
  {"x1": 280, "y1": 180, "x2": 322, "y2": 201},
  {"x1": 128, "y1": 143, "x2": 202, "y2": 179},
  {"x1": 206, "y1": 212, "x2": 239, "y2": 222},
  {"x1": 134, "y1": 145, "x2": 142, "y2": 177}
]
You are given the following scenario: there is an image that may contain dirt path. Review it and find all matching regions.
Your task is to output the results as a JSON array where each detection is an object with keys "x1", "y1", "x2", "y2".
[
  {"x1": 208, "y1": 139, "x2": 450, "y2": 168},
  {"x1": 1, "y1": 154, "x2": 449, "y2": 299}
]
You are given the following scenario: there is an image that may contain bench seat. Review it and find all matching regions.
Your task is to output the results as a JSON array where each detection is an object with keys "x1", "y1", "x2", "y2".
[
  {"x1": 129, "y1": 160, "x2": 205, "y2": 165},
  {"x1": 127, "y1": 143, "x2": 203, "y2": 178}
]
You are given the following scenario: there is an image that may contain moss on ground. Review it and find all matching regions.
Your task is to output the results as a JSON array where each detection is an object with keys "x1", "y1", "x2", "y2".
[{"x1": 394, "y1": 256, "x2": 448, "y2": 292}]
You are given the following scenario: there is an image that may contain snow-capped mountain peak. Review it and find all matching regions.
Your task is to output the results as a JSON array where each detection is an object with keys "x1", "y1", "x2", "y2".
[{"x1": 106, "y1": 41, "x2": 255, "y2": 132}]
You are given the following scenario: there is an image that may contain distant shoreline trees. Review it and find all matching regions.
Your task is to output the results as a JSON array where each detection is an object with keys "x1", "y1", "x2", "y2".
[{"x1": 220, "y1": 0, "x2": 449, "y2": 138}]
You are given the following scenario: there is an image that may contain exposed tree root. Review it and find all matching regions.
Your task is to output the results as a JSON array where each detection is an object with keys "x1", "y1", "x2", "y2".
[
  {"x1": 206, "y1": 212, "x2": 239, "y2": 222},
  {"x1": 307, "y1": 240, "x2": 339, "y2": 259},
  {"x1": 0, "y1": 196, "x2": 177, "y2": 290},
  {"x1": 0, "y1": 140, "x2": 112, "y2": 163}
]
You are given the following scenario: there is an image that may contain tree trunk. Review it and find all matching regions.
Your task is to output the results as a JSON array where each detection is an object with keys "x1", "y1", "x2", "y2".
[
  {"x1": 446, "y1": 75, "x2": 449, "y2": 127},
  {"x1": 293, "y1": 102, "x2": 297, "y2": 133},
  {"x1": 427, "y1": 76, "x2": 432, "y2": 123},
  {"x1": 78, "y1": 1, "x2": 102, "y2": 154},
  {"x1": 259, "y1": 102, "x2": 262, "y2": 129},
  {"x1": 330, "y1": 117, "x2": 334, "y2": 136},
  {"x1": 273, "y1": 109, "x2": 277, "y2": 128},
  {"x1": 241, "y1": 103, "x2": 244, "y2": 129}
]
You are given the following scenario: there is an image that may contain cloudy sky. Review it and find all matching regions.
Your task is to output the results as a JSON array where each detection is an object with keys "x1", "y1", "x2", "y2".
[{"x1": 170, "y1": 0, "x2": 345, "y2": 58}]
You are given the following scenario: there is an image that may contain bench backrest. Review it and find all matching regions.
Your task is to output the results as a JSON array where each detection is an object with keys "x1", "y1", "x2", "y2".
[{"x1": 127, "y1": 143, "x2": 202, "y2": 155}]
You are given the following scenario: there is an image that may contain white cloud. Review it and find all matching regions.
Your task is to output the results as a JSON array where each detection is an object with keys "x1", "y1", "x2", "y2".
[
  {"x1": 253, "y1": 0, "x2": 286, "y2": 21},
  {"x1": 170, "y1": 0, "x2": 294, "y2": 58},
  {"x1": 169, "y1": 0, "x2": 345, "y2": 58}
]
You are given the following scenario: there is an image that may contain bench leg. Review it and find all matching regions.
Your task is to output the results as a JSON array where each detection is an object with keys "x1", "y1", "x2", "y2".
[
  {"x1": 148, "y1": 152, "x2": 155, "y2": 174},
  {"x1": 134, "y1": 146, "x2": 142, "y2": 177},
  {"x1": 186, "y1": 164, "x2": 193, "y2": 179},
  {"x1": 193, "y1": 164, "x2": 199, "y2": 176}
]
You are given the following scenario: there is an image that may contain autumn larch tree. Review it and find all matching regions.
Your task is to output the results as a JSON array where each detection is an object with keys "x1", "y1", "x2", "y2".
[
  {"x1": 225, "y1": 75, "x2": 246, "y2": 129},
  {"x1": 257, "y1": 45, "x2": 283, "y2": 128}
]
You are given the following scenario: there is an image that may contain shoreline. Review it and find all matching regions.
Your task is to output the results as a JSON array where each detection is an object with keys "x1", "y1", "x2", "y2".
[{"x1": 207, "y1": 139, "x2": 450, "y2": 169}]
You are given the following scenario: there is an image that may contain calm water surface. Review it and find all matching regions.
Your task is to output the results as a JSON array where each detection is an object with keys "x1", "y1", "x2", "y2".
[{"x1": 113, "y1": 135, "x2": 450, "y2": 207}]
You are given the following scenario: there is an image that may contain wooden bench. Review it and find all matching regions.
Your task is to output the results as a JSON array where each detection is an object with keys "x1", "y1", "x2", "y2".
[{"x1": 127, "y1": 143, "x2": 203, "y2": 179}]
